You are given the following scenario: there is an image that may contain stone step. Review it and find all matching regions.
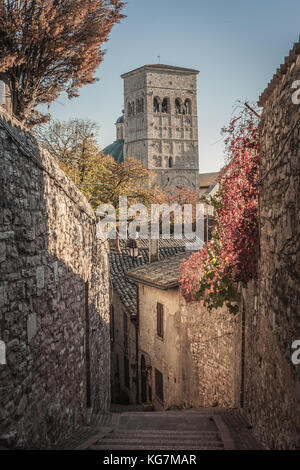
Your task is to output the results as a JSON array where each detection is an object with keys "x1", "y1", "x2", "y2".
[
  {"x1": 95, "y1": 441, "x2": 223, "y2": 448},
  {"x1": 90, "y1": 444, "x2": 224, "y2": 450},
  {"x1": 98, "y1": 437, "x2": 222, "y2": 445},
  {"x1": 109, "y1": 430, "x2": 220, "y2": 437},
  {"x1": 92, "y1": 430, "x2": 224, "y2": 450},
  {"x1": 105, "y1": 431, "x2": 221, "y2": 442}
]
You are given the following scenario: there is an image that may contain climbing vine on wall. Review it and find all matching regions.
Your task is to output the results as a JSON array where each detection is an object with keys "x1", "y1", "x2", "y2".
[{"x1": 179, "y1": 103, "x2": 260, "y2": 314}]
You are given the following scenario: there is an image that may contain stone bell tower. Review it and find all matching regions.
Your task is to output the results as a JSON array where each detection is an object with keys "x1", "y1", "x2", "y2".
[{"x1": 121, "y1": 64, "x2": 199, "y2": 189}]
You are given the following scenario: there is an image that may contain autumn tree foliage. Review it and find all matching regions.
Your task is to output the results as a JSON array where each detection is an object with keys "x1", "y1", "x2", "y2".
[
  {"x1": 154, "y1": 184, "x2": 201, "y2": 230},
  {"x1": 0, "y1": 0, "x2": 124, "y2": 126},
  {"x1": 179, "y1": 103, "x2": 260, "y2": 314},
  {"x1": 36, "y1": 117, "x2": 155, "y2": 210},
  {"x1": 155, "y1": 185, "x2": 201, "y2": 208},
  {"x1": 68, "y1": 154, "x2": 156, "y2": 211},
  {"x1": 35, "y1": 118, "x2": 99, "y2": 161}
]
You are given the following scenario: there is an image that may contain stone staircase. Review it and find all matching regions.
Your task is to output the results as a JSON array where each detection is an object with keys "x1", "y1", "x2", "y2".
[
  {"x1": 87, "y1": 428, "x2": 224, "y2": 450},
  {"x1": 75, "y1": 411, "x2": 241, "y2": 450},
  {"x1": 58, "y1": 409, "x2": 264, "y2": 450}
]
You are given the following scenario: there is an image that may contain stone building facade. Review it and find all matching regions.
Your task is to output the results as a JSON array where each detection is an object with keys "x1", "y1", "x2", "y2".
[
  {"x1": 240, "y1": 40, "x2": 300, "y2": 449},
  {"x1": 109, "y1": 240, "x2": 187, "y2": 406},
  {"x1": 0, "y1": 108, "x2": 110, "y2": 448},
  {"x1": 121, "y1": 64, "x2": 200, "y2": 189},
  {"x1": 126, "y1": 253, "x2": 241, "y2": 410}
]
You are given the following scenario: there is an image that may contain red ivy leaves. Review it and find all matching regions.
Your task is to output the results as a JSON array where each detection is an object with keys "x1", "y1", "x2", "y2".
[{"x1": 179, "y1": 114, "x2": 259, "y2": 307}]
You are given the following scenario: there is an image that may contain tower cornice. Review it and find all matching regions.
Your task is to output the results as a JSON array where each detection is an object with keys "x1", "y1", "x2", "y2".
[{"x1": 121, "y1": 64, "x2": 199, "y2": 79}]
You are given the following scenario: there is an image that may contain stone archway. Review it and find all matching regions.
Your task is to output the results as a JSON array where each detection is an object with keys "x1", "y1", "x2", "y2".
[{"x1": 169, "y1": 175, "x2": 193, "y2": 188}]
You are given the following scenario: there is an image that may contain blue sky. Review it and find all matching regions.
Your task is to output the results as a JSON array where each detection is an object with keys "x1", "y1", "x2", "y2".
[{"x1": 44, "y1": 0, "x2": 300, "y2": 173}]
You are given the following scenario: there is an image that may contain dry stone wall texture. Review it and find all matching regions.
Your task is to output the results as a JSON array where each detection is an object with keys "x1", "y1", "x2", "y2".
[
  {"x1": 0, "y1": 109, "x2": 110, "y2": 448},
  {"x1": 243, "y1": 53, "x2": 300, "y2": 449},
  {"x1": 180, "y1": 298, "x2": 241, "y2": 409}
]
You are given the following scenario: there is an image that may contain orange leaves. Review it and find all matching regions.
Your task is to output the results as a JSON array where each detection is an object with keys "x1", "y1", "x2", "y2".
[{"x1": 0, "y1": 0, "x2": 125, "y2": 125}]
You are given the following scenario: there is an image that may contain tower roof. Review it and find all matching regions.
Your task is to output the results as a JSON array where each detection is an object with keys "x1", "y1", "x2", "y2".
[
  {"x1": 116, "y1": 114, "x2": 124, "y2": 123},
  {"x1": 102, "y1": 140, "x2": 124, "y2": 163},
  {"x1": 121, "y1": 64, "x2": 199, "y2": 79}
]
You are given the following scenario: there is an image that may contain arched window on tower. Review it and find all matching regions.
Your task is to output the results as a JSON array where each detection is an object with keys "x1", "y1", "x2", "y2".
[
  {"x1": 161, "y1": 97, "x2": 170, "y2": 114},
  {"x1": 136, "y1": 98, "x2": 144, "y2": 114},
  {"x1": 168, "y1": 156, "x2": 173, "y2": 168},
  {"x1": 153, "y1": 97, "x2": 160, "y2": 113},
  {"x1": 128, "y1": 101, "x2": 135, "y2": 117},
  {"x1": 184, "y1": 99, "x2": 192, "y2": 115},
  {"x1": 175, "y1": 98, "x2": 182, "y2": 114},
  {"x1": 0, "y1": 80, "x2": 5, "y2": 105}
]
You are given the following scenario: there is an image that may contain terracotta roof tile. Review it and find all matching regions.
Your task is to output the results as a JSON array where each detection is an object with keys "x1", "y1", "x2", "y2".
[
  {"x1": 109, "y1": 246, "x2": 187, "y2": 317},
  {"x1": 125, "y1": 252, "x2": 191, "y2": 290}
]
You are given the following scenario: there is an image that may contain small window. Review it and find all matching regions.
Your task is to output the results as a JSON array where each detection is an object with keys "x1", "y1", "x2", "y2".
[
  {"x1": 157, "y1": 303, "x2": 164, "y2": 338},
  {"x1": 124, "y1": 355, "x2": 130, "y2": 389},
  {"x1": 124, "y1": 312, "x2": 128, "y2": 350},
  {"x1": 110, "y1": 305, "x2": 114, "y2": 342},
  {"x1": 155, "y1": 368, "x2": 164, "y2": 402},
  {"x1": 153, "y1": 97, "x2": 160, "y2": 113},
  {"x1": 168, "y1": 156, "x2": 173, "y2": 168}
]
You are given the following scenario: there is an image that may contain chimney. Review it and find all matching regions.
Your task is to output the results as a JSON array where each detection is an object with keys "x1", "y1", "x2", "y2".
[{"x1": 149, "y1": 238, "x2": 159, "y2": 263}]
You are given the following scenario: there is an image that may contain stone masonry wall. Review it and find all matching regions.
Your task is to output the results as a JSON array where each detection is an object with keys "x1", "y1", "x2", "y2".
[
  {"x1": 0, "y1": 109, "x2": 110, "y2": 448},
  {"x1": 180, "y1": 297, "x2": 241, "y2": 409},
  {"x1": 242, "y1": 48, "x2": 300, "y2": 449},
  {"x1": 137, "y1": 282, "x2": 241, "y2": 410}
]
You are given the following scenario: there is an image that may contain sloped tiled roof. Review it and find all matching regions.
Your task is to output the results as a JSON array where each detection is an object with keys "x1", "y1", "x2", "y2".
[
  {"x1": 203, "y1": 177, "x2": 220, "y2": 195},
  {"x1": 125, "y1": 252, "x2": 190, "y2": 290},
  {"x1": 119, "y1": 236, "x2": 201, "y2": 250},
  {"x1": 109, "y1": 246, "x2": 186, "y2": 317},
  {"x1": 199, "y1": 172, "x2": 220, "y2": 189}
]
